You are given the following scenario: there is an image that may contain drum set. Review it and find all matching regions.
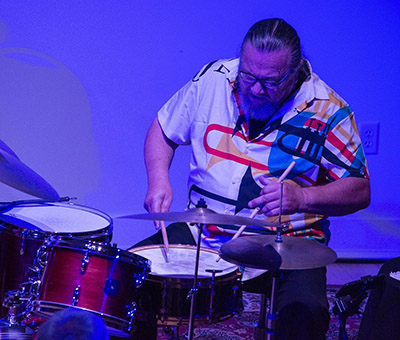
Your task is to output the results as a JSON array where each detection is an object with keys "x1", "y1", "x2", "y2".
[
  {"x1": 0, "y1": 201, "x2": 151, "y2": 338},
  {"x1": 0, "y1": 140, "x2": 338, "y2": 340},
  {"x1": 0, "y1": 201, "x2": 247, "y2": 339}
]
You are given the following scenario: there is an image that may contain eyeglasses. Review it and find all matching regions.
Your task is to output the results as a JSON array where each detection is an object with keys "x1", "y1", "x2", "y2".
[{"x1": 239, "y1": 68, "x2": 293, "y2": 90}]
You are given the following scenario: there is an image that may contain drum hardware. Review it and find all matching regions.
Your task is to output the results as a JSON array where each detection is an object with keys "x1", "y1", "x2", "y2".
[
  {"x1": 220, "y1": 179, "x2": 337, "y2": 339},
  {"x1": 125, "y1": 201, "x2": 254, "y2": 339},
  {"x1": 28, "y1": 237, "x2": 150, "y2": 338},
  {"x1": 333, "y1": 274, "x2": 385, "y2": 340},
  {"x1": 33, "y1": 244, "x2": 49, "y2": 272},
  {"x1": 161, "y1": 326, "x2": 188, "y2": 340},
  {"x1": 72, "y1": 286, "x2": 81, "y2": 306},
  {"x1": 183, "y1": 198, "x2": 209, "y2": 340},
  {"x1": 0, "y1": 288, "x2": 36, "y2": 340},
  {"x1": 0, "y1": 196, "x2": 75, "y2": 213},
  {"x1": 205, "y1": 269, "x2": 222, "y2": 320},
  {"x1": 126, "y1": 301, "x2": 137, "y2": 333},
  {"x1": 0, "y1": 201, "x2": 114, "y2": 318},
  {"x1": 133, "y1": 272, "x2": 146, "y2": 288},
  {"x1": 220, "y1": 230, "x2": 337, "y2": 340},
  {"x1": 130, "y1": 244, "x2": 241, "y2": 331},
  {"x1": 81, "y1": 251, "x2": 89, "y2": 274},
  {"x1": 20, "y1": 232, "x2": 28, "y2": 255}
]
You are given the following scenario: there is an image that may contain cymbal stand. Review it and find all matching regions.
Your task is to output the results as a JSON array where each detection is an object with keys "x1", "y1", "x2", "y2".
[
  {"x1": 187, "y1": 198, "x2": 207, "y2": 340},
  {"x1": 255, "y1": 181, "x2": 285, "y2": 340}
]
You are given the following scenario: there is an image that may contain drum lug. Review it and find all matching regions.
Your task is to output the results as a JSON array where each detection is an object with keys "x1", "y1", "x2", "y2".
[
  {"x1": 20, "y1": 232, "x2": 27, "y2": 255},
  {"x1": 126, "y1": 301, "x2": 137, "y2": 332},
  {"x1": 133, "y1": 271, "x2": 146, "y2": 288},
  {"x1": 81, "y1": 251, "x2": 90, "y2": 274},
  {"x1": 72, "y1": 285, "x2": 81, "y2": 306},
  {"x1": 29, "y1": 279, "x2": 41, "y2": 297},
  {"x1": 35, "y1": 244, "x2": 49, "y2": 269}
]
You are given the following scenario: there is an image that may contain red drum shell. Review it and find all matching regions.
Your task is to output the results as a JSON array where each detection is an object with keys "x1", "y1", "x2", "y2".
[
  {"x1": 0, "y1": 202, "x2": 113, "y2": 317},
  {"x1": 31, "y1": 238, "x2": 149, "y2": 337}
]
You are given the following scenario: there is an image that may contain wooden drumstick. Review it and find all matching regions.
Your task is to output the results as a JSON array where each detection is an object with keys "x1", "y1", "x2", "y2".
[
  {"x1": 160, "y1": 220, "x2": 169, "y2": 254},
  {"x1": 231, "y1": 207, "x2": 260, "y2": 240},
  {"x1": 230, "y1": 160, "x2": 296, "y2": 240},
  {"x1": 216, "y1": 161, "x2": 296, "y2": 262},
  {"x1": 278, "y1": 160, "x2": 296, "y2": 183},
  {"x1": 215, "y1": 208, "x2": 260, "y2": 263}
]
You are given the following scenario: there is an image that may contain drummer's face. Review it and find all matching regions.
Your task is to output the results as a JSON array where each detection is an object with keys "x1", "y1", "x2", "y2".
[{"x1": 238, "y1": 43, "x2": 298, "y2": 120}]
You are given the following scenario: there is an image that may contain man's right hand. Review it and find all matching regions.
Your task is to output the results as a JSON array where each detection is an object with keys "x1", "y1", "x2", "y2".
[{"x1": 144, "y1": 181, "x2": 173, "y2": 229}]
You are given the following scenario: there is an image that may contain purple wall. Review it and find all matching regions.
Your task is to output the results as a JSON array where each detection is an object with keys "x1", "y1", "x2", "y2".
[{"x1": 0, "y1": 1, "x2": 399, "y2": 258}]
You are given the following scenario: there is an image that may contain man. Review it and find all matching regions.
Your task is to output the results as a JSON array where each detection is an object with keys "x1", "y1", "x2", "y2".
[{"x1": 136, "y1": 18, "x2": 370, "y2": 340}]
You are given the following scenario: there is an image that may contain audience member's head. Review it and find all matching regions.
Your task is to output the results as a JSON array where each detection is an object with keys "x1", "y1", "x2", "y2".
[{"x1": 36, "y1": 308, "x2": 109, "y2": 340}]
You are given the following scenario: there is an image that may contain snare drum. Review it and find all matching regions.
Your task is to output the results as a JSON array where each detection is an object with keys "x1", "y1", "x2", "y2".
[
  {"x1": 0, "y1": 202, "x2": 113, "y2": 316},
  {"x1": 129, "y1": 244, "x2": 242, "y2": 326},
  {"x1": 30, "y1": 237, "x2": 150, "y2": 338}
]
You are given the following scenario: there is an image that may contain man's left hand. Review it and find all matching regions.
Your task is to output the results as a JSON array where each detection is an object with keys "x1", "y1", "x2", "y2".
[{"x1": 248, "y1": 177, "x2": 305, "y2": 217}]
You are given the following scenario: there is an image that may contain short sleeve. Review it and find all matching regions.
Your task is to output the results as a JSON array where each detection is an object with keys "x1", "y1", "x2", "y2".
[
  {"x1": 321, "y1": 106, "x2": 369, "y2": 181},
  {"x1": 157, "y1": 75, "x2": 200, "y2": 146}
]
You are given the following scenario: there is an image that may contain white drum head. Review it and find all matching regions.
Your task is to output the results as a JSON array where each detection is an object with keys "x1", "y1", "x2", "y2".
[
  {"x1": 0, "y1": 202, "x2": 111, "y2": 233},
  {"x1": 131, "y1": 245, "x2": 237, "y2": 278}
]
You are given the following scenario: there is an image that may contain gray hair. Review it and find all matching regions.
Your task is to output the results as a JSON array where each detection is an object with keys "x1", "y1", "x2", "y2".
[{"x1": 241, "y1": 18, "x2": 302, "y2": 69}]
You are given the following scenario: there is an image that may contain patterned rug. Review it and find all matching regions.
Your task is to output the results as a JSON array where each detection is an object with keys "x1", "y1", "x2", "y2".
[{"x1": 157, "y1": 286, "x2": 365, "y2": 340}]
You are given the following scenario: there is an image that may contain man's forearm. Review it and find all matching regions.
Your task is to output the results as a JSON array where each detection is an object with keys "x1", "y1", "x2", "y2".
[{"x1": 301, "y1": 177, "x2": 370, "y2": 216}]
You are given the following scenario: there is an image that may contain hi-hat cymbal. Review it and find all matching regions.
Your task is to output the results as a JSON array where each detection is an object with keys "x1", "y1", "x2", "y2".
[
  {"x1": 219, "y1": 235, "x2": 337, "y2": 270},
  {"x1": 118, "y1": 207, "x2": 279, "y2": 228},
  {"x1": 0, "y1": 145, "x2": 60, "y2": 201}
]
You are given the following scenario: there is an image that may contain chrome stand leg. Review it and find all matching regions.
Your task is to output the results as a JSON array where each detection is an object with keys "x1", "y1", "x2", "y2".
[{"x1": 254, "y1": 272, "x2": 279, "y2": 340}]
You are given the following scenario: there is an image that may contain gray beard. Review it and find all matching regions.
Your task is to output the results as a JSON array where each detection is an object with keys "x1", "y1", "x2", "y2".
[{"x1": 239, "y1": 92, "x2": 281, "y2": 121}]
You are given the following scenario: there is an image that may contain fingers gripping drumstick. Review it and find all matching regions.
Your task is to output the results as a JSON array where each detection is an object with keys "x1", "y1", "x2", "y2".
[
  {"x1": 216, "y1": 161, "x2": 296, "y2": 263},
  {"x1": 231, "y1": 160, "x2": 296, "y2": 240}
]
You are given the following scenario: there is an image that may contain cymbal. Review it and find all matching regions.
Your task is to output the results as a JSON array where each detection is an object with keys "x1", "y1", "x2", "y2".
[
  {"x1": 219, "y1": 235, "x2": 337, "y2": 270},
  {"x1": 118, "y1": 207, "x2": 279, "y2": 228},
  {"x1": 0, "y1": 145, "x2": 60, "y2": 201}
]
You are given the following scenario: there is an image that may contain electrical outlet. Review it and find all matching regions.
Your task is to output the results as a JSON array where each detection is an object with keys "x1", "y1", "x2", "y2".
[{"x1": 359, "y1": 122, "x2": 379, "y2": 155}]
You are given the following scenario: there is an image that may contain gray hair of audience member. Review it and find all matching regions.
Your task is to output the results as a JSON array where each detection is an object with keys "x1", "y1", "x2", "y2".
[
  {"x1": 36, "y1": 308, "x2": 109, "y2": 340},
  {"x1": 241, "y1": 18, "x2": 303, "y2": 69}
]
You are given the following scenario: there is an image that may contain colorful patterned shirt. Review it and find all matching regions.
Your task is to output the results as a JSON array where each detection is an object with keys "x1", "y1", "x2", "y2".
[{"x1": 158, "y1": 58, "x2": 368, "y2": 250}]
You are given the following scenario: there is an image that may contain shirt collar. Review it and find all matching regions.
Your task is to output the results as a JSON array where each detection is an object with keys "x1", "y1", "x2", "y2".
[{"x1": 230, "y1": 59, "x2": 331, "y2": 137}]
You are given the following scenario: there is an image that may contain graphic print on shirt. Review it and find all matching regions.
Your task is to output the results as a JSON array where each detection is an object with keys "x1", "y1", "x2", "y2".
[
  {"x1": 188, "y1": 99, "x2": 367, "y2": 239},
  {"x1": 189, "y1": 164, "x2": 262, "y2": 215}
]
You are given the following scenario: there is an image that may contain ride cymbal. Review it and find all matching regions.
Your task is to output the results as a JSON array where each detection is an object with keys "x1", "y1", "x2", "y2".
[{"x1": 219, "y1": 235, "x2": 337, "y2": 270}]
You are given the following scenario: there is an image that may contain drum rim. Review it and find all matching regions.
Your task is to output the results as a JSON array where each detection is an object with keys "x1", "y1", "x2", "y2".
[
  {"x1": 0, "y1": 201, "x2": 113, "y2": 220},
  {"x1": 0, "y1": 223, "x2": 113, "y2": 240},
  {"x1": 129, "y1": 243, "x2": 219, "y2": 254},
  {"x1": 0, "y1": 202, "x2": 113, "y2": 239},
  {"x1": 43, "y1": 237, "x2": 150, "y2": 267},
  {"x1": 30, "y1": 300, "x2": 132, "y2": 336}
]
